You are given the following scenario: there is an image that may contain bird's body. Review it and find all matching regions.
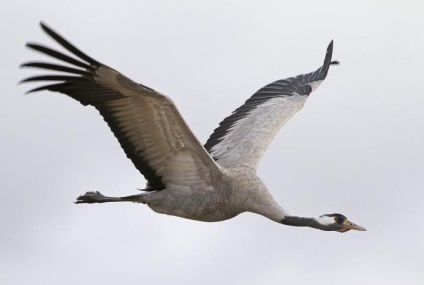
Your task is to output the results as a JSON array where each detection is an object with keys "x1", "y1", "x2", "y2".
[
  {"x1": 142, "y1": 167, "x2": 284, "y2": 223},
  {"x1": 144, "y1": 168, "x2": 260, "y2": 222},
  {"x1": 21, "y1": 23, "x2": 366, "y2": 233}
]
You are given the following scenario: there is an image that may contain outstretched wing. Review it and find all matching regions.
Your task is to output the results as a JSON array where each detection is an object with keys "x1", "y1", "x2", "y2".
[
  {"x1": 21, "y1": 23, "x2": 221, "y2": 193},
  {"x1": 204, "y1": 42, "x2": 337, "y2": 170}
]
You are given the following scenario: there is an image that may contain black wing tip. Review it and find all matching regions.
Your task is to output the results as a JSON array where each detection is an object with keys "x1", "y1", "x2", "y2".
[
  {"x1": 39, "y1": 21, "x2": 58, "y2": 39},
  {"x1": 317, "y1": 39, "x2": 338, "y2": 79},
  {"x1": 19, "y1": 76, "x2": 39, "y2": 85},
  {"x1": 36, "y1": 21, "x2": 100, "y2": 66},
  {"x1": 20, "y1": 61, "x2": 45, "y2": 68},
  {"x1": 327, "y1": 41, "x2": 340, "y2": 65},
  {"x1": 24, "y1": 85, "x2": 48, "y2": 94},
  {"x1": 39, "y1": 21, "x2": 57, "y2": 37},
  {"x1": 325, "y1": 41, "x2": 340, "y2": 65},
  {"x1": 25, "y1": 42, "x2": 39, "y2": 49},
  {"x1": 323, "y1": 40, "x2": 334, "y2": 67},
  {"x1": 39, "y1": 21, "x2": 48, "y2": 30},
  {"x1": 20, "y1": 62, "x2": 29, "y2": 68}
]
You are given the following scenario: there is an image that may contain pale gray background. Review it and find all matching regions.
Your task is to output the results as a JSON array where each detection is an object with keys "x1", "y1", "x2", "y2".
[{"x1": 1, "y1": 1, "x2": 423, "y2": 284}]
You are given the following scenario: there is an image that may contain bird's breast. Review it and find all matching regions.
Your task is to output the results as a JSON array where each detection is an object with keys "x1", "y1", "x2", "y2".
[{"x1": 145, "y1": 187, "x2": 241, "y2": 222}]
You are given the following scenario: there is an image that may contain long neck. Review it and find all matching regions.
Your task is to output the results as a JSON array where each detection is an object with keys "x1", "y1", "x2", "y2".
[
  {"x1": 248, "y1": 203, "x2": 330, "y2": 231},
  {"x1": 243, "y1": 184, "x2": 329, "y2": 231},
  {"x1": 280, "y1": 215, "x2": 330, "y2": 231}
]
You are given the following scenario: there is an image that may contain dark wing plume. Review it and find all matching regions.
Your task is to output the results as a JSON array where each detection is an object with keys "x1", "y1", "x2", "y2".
[{"x1": 21, "y1": 23, "x2": 220, "y2": 191}]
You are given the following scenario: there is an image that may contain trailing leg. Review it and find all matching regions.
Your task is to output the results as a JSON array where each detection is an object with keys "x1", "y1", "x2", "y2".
[{"x1": 75, "y1": 191, "x2": 147, "y2": 204}]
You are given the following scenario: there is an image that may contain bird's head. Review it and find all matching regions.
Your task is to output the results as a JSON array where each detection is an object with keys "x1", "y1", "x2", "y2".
[{"x1": 317, "y1": 213, "x2": 366, "y2": 233}]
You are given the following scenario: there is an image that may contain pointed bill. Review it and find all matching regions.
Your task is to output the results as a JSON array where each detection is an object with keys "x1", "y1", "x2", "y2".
[{"x1": 342, "y1": 219, "x2": 367, "y2": 232}]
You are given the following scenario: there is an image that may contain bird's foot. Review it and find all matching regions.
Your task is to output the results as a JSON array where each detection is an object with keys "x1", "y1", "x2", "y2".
[
  {"x1": 75, "y1": 191, "x2": 108, "y2": 204},
  {"x1": 75, "y1": 191, "x2": 147, "y2": 204}
]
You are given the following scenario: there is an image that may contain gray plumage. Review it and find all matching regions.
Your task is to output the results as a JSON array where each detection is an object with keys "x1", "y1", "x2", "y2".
[{"x1": 21, "y1": 23, "x2": 366, "y2": 233}]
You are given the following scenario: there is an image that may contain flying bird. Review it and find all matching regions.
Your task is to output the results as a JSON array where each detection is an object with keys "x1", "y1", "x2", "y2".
[{"x1": 21, "y1": 23, "x2": 366, "y2": 233}]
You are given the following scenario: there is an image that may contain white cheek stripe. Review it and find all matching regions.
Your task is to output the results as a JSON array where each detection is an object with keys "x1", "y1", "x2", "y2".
[{"x1": 317, "y1": 215, "x2": 335, "y2": 226}]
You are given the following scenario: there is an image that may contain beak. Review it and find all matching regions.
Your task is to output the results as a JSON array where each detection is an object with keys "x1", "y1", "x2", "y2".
[{"x1": 340, "y1": 219, "x2": 367, "y2": 232}]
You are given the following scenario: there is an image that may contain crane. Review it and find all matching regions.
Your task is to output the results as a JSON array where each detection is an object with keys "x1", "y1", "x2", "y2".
[{"x1": 21, "y1": 23, "x2": 366, "y2": 233}]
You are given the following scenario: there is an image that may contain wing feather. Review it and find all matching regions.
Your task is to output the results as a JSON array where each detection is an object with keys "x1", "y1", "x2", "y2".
[
  {"x1": 21, "y1": 23, "x2": 221, "y2": 192},
  {"x1": 204, "y1": 42, "x2": 337, "y2": 169}
]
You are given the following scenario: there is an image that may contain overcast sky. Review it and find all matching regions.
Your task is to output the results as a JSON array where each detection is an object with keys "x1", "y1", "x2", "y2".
[{"x1": 1, "y1": 1, "x2": 423, "y2": 284}]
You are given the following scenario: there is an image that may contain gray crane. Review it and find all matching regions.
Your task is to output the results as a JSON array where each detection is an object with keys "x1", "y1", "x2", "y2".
[{"x1": 21, "y1": 23, "x2": 366, "y2": 233}]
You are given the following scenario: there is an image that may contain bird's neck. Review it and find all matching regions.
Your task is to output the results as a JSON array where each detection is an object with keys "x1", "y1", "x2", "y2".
[
  {"x1": 248, "y1": 199, "x2": 331, "y2": 231},
  {"x1": 242, "y1": 186, "x2": 329, "y2": 231},
  {"x1": 280, "y1": 215, "x2": 330, "y2": 231}
]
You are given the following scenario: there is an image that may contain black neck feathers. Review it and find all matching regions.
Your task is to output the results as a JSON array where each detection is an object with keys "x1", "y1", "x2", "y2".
[{"x1": 280, "y1": 216, "x2": 331, "y2": 231}]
